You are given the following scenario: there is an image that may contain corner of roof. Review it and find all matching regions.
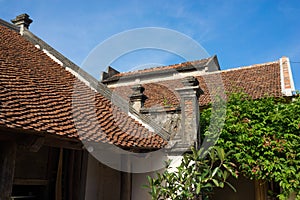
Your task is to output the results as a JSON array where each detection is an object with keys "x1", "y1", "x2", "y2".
[
  {"x1": 205, "y1": 54, "x2": 221, "y2": 72},
  {"x1": 279, "y1": 56, "x2": 295, "y2": 96},
  {"x1": 101, "y1": 66, "x2": 120, "y2": 82}
]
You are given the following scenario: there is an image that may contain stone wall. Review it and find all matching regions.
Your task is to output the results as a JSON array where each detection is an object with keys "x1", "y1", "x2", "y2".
[{"x1": 141, "y1": 108, "x2": 181, "y2": 139}]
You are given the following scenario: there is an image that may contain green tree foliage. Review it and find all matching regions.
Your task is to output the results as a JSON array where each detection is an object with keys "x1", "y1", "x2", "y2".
[
  {"x1": 145, "y1": 146, "x2": 237, "y2": 200},
  {"x1": 201, "y1": 93, "x2": 300, "y2": 199}
]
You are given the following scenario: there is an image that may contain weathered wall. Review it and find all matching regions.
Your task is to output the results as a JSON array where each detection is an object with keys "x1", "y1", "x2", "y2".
[
  {"x1": 85, "y1": 154, "x2": 121, "y2": 200},
  {"x1": 142, "y1": 109, "x2": 181, "y2": 138},
  {"x1": 131, "y1": 172, "x2": 152, "y2": 200}
]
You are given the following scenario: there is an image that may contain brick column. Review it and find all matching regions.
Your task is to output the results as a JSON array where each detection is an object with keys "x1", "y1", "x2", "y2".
[
  {"x1": 129, "y1": 84, "x2": 147, "y2": 113},
  {"x1": 175, "y1": 76, "x2": 202, "y2": 150},
  {"x1": 11, "y1": 13, "x2": 33, "y2": 35}
]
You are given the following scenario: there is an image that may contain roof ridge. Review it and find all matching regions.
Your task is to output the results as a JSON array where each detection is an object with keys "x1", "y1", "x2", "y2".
[
  {"x1": 0, "y1": 18, "x2": 20, "y2": 32},
  {"x1": 110, "y1": 58, "x2": 284, "y2": 110},
  {"x1": 200, "y1": 60, "x2": 279, "y2": 76},
  {"x1": 113, "y1": 56, "x2": 213, "y2": 77}
]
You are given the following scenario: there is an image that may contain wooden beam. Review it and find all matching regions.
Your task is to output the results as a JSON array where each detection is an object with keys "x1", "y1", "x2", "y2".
[
  {"x1": 13, "y1": 178, "x2": 48, "y2": 185},
  {"x1": 0, "y1": 141, "x2": 17, "y2": 200},
  {"x1": 44, "y1": 136, "x2": 82, "y2": 150},
  {"x1": 0, "y1": 125, "x2": 82, "y2": 150}
]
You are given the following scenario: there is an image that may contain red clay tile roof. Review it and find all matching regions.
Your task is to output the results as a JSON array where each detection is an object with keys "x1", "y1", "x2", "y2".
[
  {"x1": 0, "y1": 24, "x2": 166, "y2": 149},
  {"x1": 111, "y1": 61, "x2": 282, "y2": 108}
]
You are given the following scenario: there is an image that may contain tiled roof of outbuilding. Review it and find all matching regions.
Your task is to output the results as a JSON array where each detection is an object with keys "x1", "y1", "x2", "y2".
[
  {"x1": 114, "y1": 58, "x2": 210, "y2": 77},
  {"x1": 112, "y1": 61, "x2": 283, "y2": 108},
  {"x1": 102, "y1": 57, "x2": 214, "y2": 83},
  {"x1": 0, "y1": 24, "x2": 166, "y2": 149}
]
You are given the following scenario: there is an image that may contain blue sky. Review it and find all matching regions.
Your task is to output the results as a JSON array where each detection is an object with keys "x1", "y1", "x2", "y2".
[{"x1": 1, "y1": 0, "x2": 300, "y2": 89}]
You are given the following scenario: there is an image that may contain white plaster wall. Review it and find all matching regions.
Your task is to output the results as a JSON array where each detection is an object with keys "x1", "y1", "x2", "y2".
[
  {"x1": 131, "y1": 155, "x2": 183, "y2": 200},
  {"x1": 167, "y1": 155, "x2": 183, "y2": 172}
]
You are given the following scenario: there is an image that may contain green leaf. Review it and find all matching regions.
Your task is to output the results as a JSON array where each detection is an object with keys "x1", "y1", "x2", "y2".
[
  {"x1": 212, "y1": 167, "x2": 219, "y2": 177},
  {"x1": 145, "y1": 93, "x2": 300, "y2": 200},
  {"x1": 223, "y1": 171, "x2": 229, "y2": 181},
  {"x1": 196, "y1": 183, "x2": 201, "y2": 194},
  {"x1": 147, "y1": 176, "x2": 152, "y2": 185},
  {"x1": 212, "y1": 179, "x2": 219, "y2": 187}
]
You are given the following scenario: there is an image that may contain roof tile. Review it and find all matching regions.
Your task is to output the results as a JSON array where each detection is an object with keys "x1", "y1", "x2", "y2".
[
  {"x1": 112, "y1": 61, "x2": 282, "y2": 108},
  {"x1": 0, "y1": 24, "x2": 166, "y2": 149}
]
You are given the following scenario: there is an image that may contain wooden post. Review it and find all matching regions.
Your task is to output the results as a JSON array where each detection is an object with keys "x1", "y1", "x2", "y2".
[
  {"x1": 0, "y1": 141, "x2": 17, "y2": 200},
  {"x1": 254, "y1": 180, "x2": 267, "y2": 200},
  {"x1": 56, "y1": 148, "x2": 63, "y2": 200},
  {"x1": 70, "y1": 150, "x2": 88, "y2": 200},
  {"x1": 67, "y1": 150, "x2": 75, "y2": 200}
]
